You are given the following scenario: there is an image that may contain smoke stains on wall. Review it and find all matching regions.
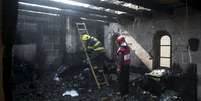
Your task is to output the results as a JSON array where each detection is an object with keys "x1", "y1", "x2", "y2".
[
  {"x1": 118, "y1": 8, "x2": 201, "y2": 100},
  {"x1": 15, "y1": 11, "x2": 106, "y2": 69},
  {"x1": 15, "y1": 12, "x2": 66, "y2": 68}
]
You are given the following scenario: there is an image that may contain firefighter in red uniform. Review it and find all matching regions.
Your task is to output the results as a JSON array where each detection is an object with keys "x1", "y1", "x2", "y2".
[{"x1": 116, "y1": 35, "x2": 131, "y2": 97}]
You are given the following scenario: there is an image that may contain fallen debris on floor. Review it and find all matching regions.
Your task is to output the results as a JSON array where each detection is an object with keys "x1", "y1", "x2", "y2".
[
  {"x1": 62, "y1": 89, "x2": 79, "y2": 97},
  {"x1": 12, "y1": 60, "x2": 195, "y2": 101}
]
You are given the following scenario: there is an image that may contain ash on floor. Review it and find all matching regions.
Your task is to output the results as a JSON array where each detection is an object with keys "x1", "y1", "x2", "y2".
[{"x1": 12, "y1": 63, "x2": 194, "y2": 101}]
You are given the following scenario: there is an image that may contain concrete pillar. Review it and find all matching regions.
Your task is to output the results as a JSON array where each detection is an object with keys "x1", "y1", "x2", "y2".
[
  {"x1": 65, "y1": 16, "x2": 79, "y2": 53},
  {"x1": 104, "y1": 23, "x2": 121, "y2": 59}
]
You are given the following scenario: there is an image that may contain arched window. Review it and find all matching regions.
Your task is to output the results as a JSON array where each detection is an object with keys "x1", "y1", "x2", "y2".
[{"x1": 160, "y1": 35, "x2": 171, "y2": 68}]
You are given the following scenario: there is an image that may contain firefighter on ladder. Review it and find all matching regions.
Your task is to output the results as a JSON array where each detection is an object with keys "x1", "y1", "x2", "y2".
[
  {"x1": 80, "y1": 33, "x2": 104, "y2": 53},
  {"x1": 115, "y1": 35, "x2": 131, "y2": 97},
  {"x1": 80, "y1": 33, "x2": 107, "y2": 72}
]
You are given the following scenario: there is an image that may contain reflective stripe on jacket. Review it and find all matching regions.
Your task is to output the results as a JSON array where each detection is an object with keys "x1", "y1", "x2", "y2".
[
  {"x1": 117, "y1": 45, "x2": 131, "y2": 65},
  {"x1": 87, "y1": 36, "x2": 104, "y2": 52}
]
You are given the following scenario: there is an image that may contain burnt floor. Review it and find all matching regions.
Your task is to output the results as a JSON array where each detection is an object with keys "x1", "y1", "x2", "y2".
[{"x1": 12, "y1": 58, "x2": 196, "y2": 101}]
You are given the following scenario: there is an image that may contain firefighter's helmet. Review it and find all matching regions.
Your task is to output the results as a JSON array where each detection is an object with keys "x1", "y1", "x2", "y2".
[
  {"x1": 116, "y1": 35, "x2": 125, "y2": 45},
  {"x1": 80, "y1": 34, "x2": 90, "y2": 41}
]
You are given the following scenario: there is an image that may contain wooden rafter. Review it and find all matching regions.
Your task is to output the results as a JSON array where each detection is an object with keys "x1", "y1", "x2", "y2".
[
  {"x1": 18, "y1": 3, "x2": 118, "y2": 22},
  {"x1": 72, "y1": 0, "x2": 149, "y2": 15},
  {"x1": 119, "y1": 0, "x2": 175, "y2": 12},
  {"x1": 20, "y1": 0, "x2": 121, "y2": 18}
]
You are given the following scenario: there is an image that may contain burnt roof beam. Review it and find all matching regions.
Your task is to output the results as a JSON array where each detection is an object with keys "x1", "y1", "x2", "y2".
[
  {"x1": 20, "y1": 0, "x2": 136, "y2": 20},
  {"x1": 20, "y1": 0, "x2": 123, "y2": 18},
  {"x1": 72, "y1": 0, "x2": 150, "y2": 15},
  {"x1": 18, "y1": 3, "x2": 117, "y2": 22},
  {"x1": 119, "y1": 0, "x2": 175, "y2": 12}
]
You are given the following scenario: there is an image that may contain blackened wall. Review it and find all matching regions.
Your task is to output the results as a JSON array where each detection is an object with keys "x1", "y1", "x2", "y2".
[
  {"x1": 14, "y1": 13, "x2": 66, "y2": 70},
  {"x1": 14, "y1": 11, "x2": 106, "y2": 69},
  {"x1": 121, "y1": 9, "x2": 201, "y2": 69},
  {"x1": 105, "y1": 8, "x2": 201, "y2": 100}
]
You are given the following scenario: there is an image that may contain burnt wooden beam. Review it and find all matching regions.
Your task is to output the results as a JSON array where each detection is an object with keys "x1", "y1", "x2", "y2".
[
  {"x1": 20, "y1": 0, "x2": 120, "y2": 18},
  {"x1": 19, "y1": 0, "x2": 136, "y2": 21},
  {"x1": 119, "y1": 0, "x2": 175, "y2": 12},
  {"x1": 18, "y1": 7, "x2": 117, "y2": 23},
  {"x1": 18, "y1": 2, "x2": 60, "y2": 14},
  {"x1": 61, "y1": 9, "x2": 118, "y2": 22},
  {"x1": 18, "y1": 3, "x2": 118, "y2": 22},
  {"x1": 19, "y1": 0, "x2": 142, "y2": 20},
  {"x1": 73, "y1": 0, "x2": 148, "y2": 15}
]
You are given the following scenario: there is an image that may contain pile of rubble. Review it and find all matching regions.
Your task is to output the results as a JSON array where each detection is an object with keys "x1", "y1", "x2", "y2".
[{"x1": 12, "y1": 61, "x2": 194, "y2": 101}]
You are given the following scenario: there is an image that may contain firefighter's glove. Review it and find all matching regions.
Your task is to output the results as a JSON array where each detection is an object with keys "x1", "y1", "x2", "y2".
[{"x1": 86, "y1": 48, "x2": 93, "y2": 53}]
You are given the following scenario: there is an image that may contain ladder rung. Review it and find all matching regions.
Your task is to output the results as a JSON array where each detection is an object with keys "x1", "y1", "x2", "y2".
[
  {"x1": 99, "y1": 82, "x2": 108, "y2": 85},
  {"x1": 98, "y1": 69, "x2": 104, "y2": 72},
  {"x1": 76, "y1": 23, "x2": 85, "y2": 25},
  {"x1": 97, "y1": 76, "x2": 103, "y2": 79},
  {"x1": 78, "y1": 29, "x2": 87, "y2": 30}
]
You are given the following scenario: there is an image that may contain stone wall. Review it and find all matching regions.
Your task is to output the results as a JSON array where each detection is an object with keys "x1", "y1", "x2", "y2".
[
  {"x1": 15, "y1": 13, "x2": 66, "y2": 69},
  {"x1": 105, "y1": 8, "x2": 201, "y2": 100}
]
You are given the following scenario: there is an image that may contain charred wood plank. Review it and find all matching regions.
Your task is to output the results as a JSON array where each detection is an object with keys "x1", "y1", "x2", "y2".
[{"x1": 19, "y1": 0, "x2": 119, "y2": 17}]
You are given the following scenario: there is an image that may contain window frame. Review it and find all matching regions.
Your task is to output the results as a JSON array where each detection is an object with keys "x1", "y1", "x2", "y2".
[{"x1": 159, "y1": 35, "x2": 172, "y2": 68}]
